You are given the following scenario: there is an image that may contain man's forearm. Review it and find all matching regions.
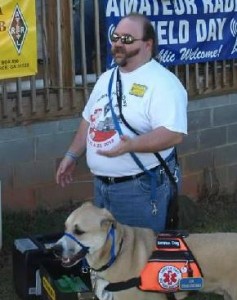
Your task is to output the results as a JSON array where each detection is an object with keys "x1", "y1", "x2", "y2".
[
  {"x1": 130, "y1": 127, "x2": 183, "y2": 153},
  {"x1": 97, "y1": 126, "x2": 184, "y2": 158}
]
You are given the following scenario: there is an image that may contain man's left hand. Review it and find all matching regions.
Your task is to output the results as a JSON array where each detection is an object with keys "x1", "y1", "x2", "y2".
[{"x1": 97, "y1": 135, "x2": 132, "y2": 157}]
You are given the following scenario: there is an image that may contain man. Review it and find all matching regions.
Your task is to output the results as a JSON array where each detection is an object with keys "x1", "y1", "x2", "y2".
[{"x1": 56, "y1": 13, "x2": 187, "y2": 233}]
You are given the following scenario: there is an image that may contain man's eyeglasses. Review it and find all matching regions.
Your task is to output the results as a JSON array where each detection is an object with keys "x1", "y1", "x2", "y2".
[{"x1": 110, "y1": 33, "x2": 143, "y2": 45}]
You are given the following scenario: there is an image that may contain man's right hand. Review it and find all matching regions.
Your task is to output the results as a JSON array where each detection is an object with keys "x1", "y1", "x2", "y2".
[{"x1": 56, "y1": 156, "x2": 77, "y2": 188}]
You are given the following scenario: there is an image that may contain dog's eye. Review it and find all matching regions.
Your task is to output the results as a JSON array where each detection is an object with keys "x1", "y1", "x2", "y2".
[{"x1": 74, "y1": 227, "x2": 85, "y2": 235}]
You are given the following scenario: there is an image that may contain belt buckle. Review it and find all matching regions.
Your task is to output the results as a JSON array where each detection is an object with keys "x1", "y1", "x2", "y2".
[{"x1": 108, "y1": 177, "x2": 115, "y2": 184}]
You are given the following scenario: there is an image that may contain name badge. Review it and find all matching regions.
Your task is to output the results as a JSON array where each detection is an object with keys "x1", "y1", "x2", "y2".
[
  {"x1": 129, "y1": 84, "x2": 147, "y2": 97},
  {"x1": 179, "y1": 277, "x2": 203, "y2": 291}
]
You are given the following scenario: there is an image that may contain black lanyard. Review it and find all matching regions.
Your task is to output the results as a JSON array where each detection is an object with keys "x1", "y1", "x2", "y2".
[{"x1": 116, "y1": 68, "x2": 139, "y2": 136}]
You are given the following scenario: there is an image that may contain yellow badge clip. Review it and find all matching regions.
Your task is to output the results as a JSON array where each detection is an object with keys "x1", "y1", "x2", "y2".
[{"x1": 129, "y1": 84, "x2": 147, "y2": 97}]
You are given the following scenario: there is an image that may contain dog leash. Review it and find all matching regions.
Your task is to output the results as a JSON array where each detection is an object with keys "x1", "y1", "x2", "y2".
[
  {"x1": 114, "y1": 67, "x2": 180, "y2": 229},
  {"x1": 108, "y1": 67, "x2": 159, "y2": 215}
]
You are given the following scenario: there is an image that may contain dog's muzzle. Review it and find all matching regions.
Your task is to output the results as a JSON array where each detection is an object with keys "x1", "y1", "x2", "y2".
[
  {"x1": 51, "y1": 243, "x2": 63, "y2": 257},
  {"x1": 51, "y1": 232, "x2": 90, "y2": 268}
]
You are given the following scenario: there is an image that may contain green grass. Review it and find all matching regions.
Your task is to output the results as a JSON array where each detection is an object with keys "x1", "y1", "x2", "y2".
[
  {"x1": 178, "y1": 193, "x2": 237, "y2": 233},
  {"x1": 1, "y1": 192, "x2": 237, "y2": 300}
]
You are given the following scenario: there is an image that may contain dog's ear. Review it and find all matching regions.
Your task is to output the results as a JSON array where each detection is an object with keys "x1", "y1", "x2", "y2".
[
  {"x1": 100, "y1": 218, "x2": 117, "y2": 230},
  {"x1": 82, "y1": 201, "x2": 93, "y2": 207},
  {"x1": 100, "y1": 207, "x2": 117, "y2": 229}
]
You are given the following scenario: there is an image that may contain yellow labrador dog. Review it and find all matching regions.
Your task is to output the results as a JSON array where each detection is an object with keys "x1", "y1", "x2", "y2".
[{"x1": 53, "y1": 202, "x2": 237, "y2": 300}]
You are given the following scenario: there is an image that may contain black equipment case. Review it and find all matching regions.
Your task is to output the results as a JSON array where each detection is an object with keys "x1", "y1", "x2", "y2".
[
  {"x1": 12, "y1": 232, "x2": 63, "y2": 300},
  {"x1": 12, "y1": 232, "x2": 96, "y2": 300}
]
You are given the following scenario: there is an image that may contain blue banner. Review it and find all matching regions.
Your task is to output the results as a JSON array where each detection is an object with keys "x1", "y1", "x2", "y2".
[{"x1": 105, "y1": 0, "x2": 237, "y2": 66}]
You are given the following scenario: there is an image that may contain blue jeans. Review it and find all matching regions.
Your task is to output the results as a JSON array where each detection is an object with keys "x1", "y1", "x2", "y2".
[{"x1": 93, "y1": 155, "x2": 180, "y2": 233}]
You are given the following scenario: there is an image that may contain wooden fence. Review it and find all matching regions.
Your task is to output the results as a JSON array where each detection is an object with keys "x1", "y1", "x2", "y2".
[{"x1": 0, "y1": 0, "x2": 236, "y2": 127}]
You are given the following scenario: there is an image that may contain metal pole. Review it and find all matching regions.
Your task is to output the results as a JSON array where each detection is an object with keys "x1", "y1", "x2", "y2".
[
  {"x1": 56, "y1": 0, "x2": 64, "y2": 109},
  {"x1": 80, "y1": 0, "x2": 89, "y2": 102},
  {"x1": 94, "y1": 0, "x2": 101, "y2": 75},
  {"x1": 0, "y1": 181, "x2": 2, "y2": 250}
]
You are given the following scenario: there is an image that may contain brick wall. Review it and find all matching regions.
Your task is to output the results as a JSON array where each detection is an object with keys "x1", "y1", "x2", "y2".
[
  {"x1": 0, "y1": 93, "x2": 236, "y2": 210},
  {"x1": 179, "y1": 92, "x2": 237, "y2": 197},
  {"x1": 0, "y1": 119, "x2": 94, "y2": 210}
]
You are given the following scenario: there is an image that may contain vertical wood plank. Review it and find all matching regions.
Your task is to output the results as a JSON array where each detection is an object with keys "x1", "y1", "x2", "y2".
[
  {"x1": 31, "y1": 76, "x2": 37, "y2": 114},
  {"x1": 0, "y1": 81, "x2": 8, "y2": 118},
  {"x1": 17, "y1": 78, "x2": 23, "y2": 115}
]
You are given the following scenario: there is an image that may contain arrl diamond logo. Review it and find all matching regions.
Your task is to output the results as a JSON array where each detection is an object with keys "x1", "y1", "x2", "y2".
[{"x1": 8, "y1": 4, "x2": 28, "y2": 54}]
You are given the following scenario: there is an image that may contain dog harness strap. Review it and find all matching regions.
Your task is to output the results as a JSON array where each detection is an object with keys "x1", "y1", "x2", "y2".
[
  {"x1": 92, "y1": 227, "x2": 124, "y2": 272},
  {"x1": 166, "y1": 294, "x2": 176, "y2": 300},
  {"x1": 106, "y1": 226, "x2": 116, "y2": 268},
  {"x1": 105, "y1": 277, "x2": 141, "y2": 291},
  {"x1": 105, "y1": 278, "x2": 177, "y2": 300},
  {"x1": 64, "y1": 232, "x2": 89, "y2": 253}
]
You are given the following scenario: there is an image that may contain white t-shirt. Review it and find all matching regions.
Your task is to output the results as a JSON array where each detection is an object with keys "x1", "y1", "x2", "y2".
[{"x1": 82, "y1": 59, "x2": 187, "y2": 177}]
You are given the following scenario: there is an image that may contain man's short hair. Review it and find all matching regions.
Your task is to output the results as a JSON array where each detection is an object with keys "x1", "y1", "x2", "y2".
[{"x1": 125, "y1": 13, "x2": 157, "y2": 57}]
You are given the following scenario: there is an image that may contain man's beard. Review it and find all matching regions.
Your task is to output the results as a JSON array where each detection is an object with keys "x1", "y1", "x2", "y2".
[{"x1": 111, "y1": 46, "x2": 140, "y2": 67}]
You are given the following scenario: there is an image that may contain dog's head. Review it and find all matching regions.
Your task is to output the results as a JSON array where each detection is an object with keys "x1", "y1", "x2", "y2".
[{"x1": 52, "y1": 202, "x2": 116, "y2": 268}]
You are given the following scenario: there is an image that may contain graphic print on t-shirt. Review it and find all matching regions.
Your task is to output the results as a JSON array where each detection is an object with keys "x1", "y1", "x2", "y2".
[{"x1": 88, "y1": 102, "x2": 120, "y2": 149}]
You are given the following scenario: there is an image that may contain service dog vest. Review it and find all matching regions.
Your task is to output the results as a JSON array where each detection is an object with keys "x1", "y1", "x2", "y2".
[{"x1": 138, "y1": 232, "x2": 203, "y2": 293}]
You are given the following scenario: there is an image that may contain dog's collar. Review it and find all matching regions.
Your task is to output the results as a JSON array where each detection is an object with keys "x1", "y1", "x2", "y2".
[{"x1": 91, "y1": 226, "x2": 124, "y2": 272}]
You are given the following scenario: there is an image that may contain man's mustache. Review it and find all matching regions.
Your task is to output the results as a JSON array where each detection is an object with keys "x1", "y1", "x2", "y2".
[{"x1": 111, "y1": 47, "x2": 126, "y2": 55}]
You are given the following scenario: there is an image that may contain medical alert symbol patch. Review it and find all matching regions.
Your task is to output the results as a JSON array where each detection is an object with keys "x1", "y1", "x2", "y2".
[
  {"x1": 158, "y1": 265, "x2": 182, "y2": 290},
  {"x1": 8, "y1": 4, "x2": 28, "y2": 54},
  {"x1": 129, "y1": 83, "x2": 147, "y2": 97}
]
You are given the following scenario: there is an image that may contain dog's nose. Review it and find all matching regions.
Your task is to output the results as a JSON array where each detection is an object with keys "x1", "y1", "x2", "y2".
[{"x1": 50, "y1": 243, "x2": 63, "y2": 257}]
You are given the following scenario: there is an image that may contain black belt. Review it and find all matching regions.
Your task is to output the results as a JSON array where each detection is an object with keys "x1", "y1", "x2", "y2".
[
  {"x1": 96, "y1": 166, "x2": 159, "y2": 185},
  {"x1": 96, "y1": 150, "x2": 175, "y2": 185}
]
